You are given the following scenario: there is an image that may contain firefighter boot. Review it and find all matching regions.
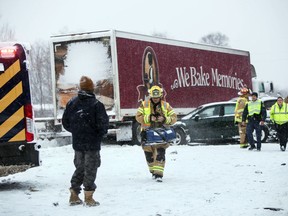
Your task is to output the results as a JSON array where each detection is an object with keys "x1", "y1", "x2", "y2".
[
  {"x1": 69, "y1": 189, "x2": 83, "y2": 206},
  {"x1": 240, "y1": 143, "x2": 249, "y2": 148},
  {"x1": 84, "y1": 191, "x2": 100, "y2": 206}
]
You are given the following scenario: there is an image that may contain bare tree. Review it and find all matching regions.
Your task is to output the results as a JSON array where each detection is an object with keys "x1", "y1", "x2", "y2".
[
  {"x1": 199, "y1": 32, "x2": 230, "y2": 47},
  {"x1": 29, "y1": 40, "x2": 53, "y2": 117},
  {"x1": 0, "y1": 19, "x2": 16, "y2": 41}
]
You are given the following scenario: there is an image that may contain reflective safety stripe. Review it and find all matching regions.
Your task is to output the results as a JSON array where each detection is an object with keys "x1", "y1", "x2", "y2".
[
  {"x1": 0, "y1": 106, "x2": 24, "y2": 138},
  {"x1": 137, "y1": 107, "x2": 144, "y2": 114},
  {"x1": 0, "y1": 60, "x2": 21, "y2": 88},
  {"x1": 0, "y1": 81, "x2": 23, "y2": 113},
  {"x1": 144, "y1": 114, "x2": 150, "y2": 124},
  {"x1": 143, "y1": 100, "x2": 151, "y2": 125},
  {"x1": 165, "y1": 116, "x2": 171, "y2": 124},
  {"x1": 236, "y1": 109, "x2": 244, "y2": 113},
  {"x1": 152, "y1": 165, "x2": 164, "y2": 173},
  {"x1": 161, "y1": 101, "x2": 168, "y2": 116},
  {"x1": 167, "y1": 109, "x2": 175, "y2": 116},
  {"x1": 9, "y1": 129, "x2": 25, "y2": 142}
]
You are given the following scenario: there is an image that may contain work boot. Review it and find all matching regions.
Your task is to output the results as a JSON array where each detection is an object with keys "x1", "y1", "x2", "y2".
[
  {"x1": 84, "y1": 191, "x2": 100, "y2": 206},
  {"x1": 69, "y1": 189, "x2": 83, "y2": 206},
  {"x1": 240, "y1": 143, "x2": 249, "y2": 148},
  {"x1": 154, "y1": 174, "x2": 163, "y2": 182},
  {"x1": 280, "y1": 145, "x2": 286, "y2": 151}
]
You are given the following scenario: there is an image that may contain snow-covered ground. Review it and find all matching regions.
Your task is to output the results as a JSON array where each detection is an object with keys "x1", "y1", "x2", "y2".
[{"x1": 0, "y1": 141, "x2": 287, "y2": 216}]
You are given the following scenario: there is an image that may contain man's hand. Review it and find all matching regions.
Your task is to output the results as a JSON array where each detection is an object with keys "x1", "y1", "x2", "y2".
[{"x1": 260, "y1": 121, "x2": 265, "y2": 126}]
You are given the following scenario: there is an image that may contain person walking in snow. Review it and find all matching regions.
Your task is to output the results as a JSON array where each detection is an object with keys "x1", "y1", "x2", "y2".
[
  {"x1": 136, "y1": 85, "x2": 177, "y2": 182},
  {"x1": 234, "y1": 87, "x2": 250, "y2": 148},
  {"x1": 270, "y1": 96, "x2": 288, "y2": 151},
  {"x1": 242, "y1": 92, "x2": 267, "y2": 151},
  {"x1": 62, "y1": 76, "x2": 109, "y2": 206}
]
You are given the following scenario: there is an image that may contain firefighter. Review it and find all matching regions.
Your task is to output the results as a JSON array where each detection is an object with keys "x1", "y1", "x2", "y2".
[
  {"x1": 234, "y1": 88, "x2": 250, "y2": 148},
  {"x1": 242, "y1": 92, "x2": 267, "y2": 151},
  {"x1": 270, "y1": 96, "x2": 288, "y2": 151},
  {"x1": 136, "y1": 85, "x2": 177, "y2": 182}
]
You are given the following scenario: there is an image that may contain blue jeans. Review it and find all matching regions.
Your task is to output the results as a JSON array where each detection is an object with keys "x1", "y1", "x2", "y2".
[{"x1": 246, "y1": 119, "x2": 262, "y2": 149}]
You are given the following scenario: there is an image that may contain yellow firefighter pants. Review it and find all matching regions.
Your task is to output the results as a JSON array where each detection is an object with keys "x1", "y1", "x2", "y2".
[
  {"x1": 142, "y1": 143, "x2": 170, "y2": 177},
  {"x1": 238, "y1": 123, "x2": 248, "y2": 147}
]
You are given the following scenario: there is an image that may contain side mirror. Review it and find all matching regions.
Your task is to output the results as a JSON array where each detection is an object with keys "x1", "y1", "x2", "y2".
[{"x1": 194, "y1": 115, "x2": 199, "y2": 122}]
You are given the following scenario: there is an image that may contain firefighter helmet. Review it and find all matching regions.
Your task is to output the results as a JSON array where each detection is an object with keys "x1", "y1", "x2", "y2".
[
  {"x1": 149, "y1": 85, "x2": 163, "y2": 98},
  {"x1": 238, "y1": 87, "x2": 249, "y2": 96}
]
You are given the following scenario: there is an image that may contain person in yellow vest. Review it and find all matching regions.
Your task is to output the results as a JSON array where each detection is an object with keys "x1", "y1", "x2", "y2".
[
  {"x1": 136, "y1": 85, "x2": 177, "y2": 182},
  {"x1": 242, "y1": 92, "x2": 267, "y2": 151},
  {"x1": 270, "y1": 96, "x2": 288, "y2": 151},
  {"x1": 234, "y1": 88, "x2": 250, "y2": 148}
]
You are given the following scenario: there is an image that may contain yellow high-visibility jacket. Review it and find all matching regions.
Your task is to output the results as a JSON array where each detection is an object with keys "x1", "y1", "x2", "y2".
[
  {"x1": 248, "y1": 99, "x2": 262, "y2": 115},
  {"x1": 270, "y1": 102, "x2": 288, "y2": 125}
]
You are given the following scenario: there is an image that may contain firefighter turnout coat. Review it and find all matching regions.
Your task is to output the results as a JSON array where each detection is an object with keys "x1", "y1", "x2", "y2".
[{"x1": 136, "y1": 99, "x2": 177, "y2": 130}]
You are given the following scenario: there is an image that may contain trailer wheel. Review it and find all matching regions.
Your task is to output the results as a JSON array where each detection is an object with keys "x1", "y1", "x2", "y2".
[
  {"x1": 174, "y1": 128, "x2": 187, "y2": 145},
  {"x1": 132, "y1": 121, "x2": 141, "y2": 145},
  {"x1": 253, "y1": 125, "x2": 269, "y2": 143}
]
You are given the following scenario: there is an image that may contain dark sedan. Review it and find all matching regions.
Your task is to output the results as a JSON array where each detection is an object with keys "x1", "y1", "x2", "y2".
[{"x1": 172, "y1": 101, "x2": 269, "y2": 145}]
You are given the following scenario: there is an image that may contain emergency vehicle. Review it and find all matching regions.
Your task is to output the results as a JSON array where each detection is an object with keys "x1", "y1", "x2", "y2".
[{"x1": 0, "y1": 43, "x2": 40, "y2": 177}]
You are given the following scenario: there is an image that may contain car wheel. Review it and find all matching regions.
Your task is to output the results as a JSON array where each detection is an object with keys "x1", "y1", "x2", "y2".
[
  {"x1": 174, "y1": 128, "x2": 187, "y2": 145},
  {"x1": 253, "y1": 125, "x2": 269, "y2": 143}
]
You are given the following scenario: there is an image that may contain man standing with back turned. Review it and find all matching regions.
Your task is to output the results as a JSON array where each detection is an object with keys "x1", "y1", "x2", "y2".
[{"x1": 62, "y1": 76, "x2": 109, "y2": 206}]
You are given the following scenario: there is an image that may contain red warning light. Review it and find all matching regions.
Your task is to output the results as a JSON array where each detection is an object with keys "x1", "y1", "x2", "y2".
[{"x1": 0, "y1": 47, "x2": 16, "y2": 59}]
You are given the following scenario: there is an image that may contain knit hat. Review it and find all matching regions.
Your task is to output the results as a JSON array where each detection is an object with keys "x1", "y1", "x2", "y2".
[{"x1": 79, "y1": 76, "x2": 94, "y2": 92}]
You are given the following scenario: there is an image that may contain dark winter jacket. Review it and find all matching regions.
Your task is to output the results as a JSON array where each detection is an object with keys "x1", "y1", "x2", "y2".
[{"x1": 62, "y1": 90, "x2": 109, "y2": 151}]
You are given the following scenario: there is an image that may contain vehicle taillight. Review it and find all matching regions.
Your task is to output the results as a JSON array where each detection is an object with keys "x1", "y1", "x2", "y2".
[
  {"x1": 0, "y1": 47, "x2": 17, "y2": 59},
  {"x1": 24, "y1": 104, "x2": 34, "y2": 142}
]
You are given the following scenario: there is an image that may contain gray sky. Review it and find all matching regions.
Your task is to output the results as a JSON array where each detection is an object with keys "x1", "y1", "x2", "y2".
[{"x1": 1, "y1": 0, "x2": 287, "y2": 90}]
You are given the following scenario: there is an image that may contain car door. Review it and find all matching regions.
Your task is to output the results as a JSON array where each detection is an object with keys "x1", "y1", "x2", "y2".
[
  {"x1": 188, "y1": 105, "x2": 222, "y2": 140},
  {"x1": 218, "y1": 103, "x2": 238, "y2": 138}
]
